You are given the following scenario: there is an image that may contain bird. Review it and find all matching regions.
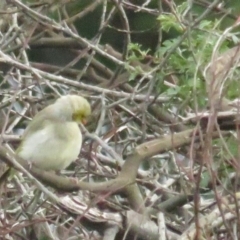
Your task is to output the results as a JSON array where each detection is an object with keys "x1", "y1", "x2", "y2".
[{"x1": 2, "y1": 95, "x2": 91, "y2": 179}]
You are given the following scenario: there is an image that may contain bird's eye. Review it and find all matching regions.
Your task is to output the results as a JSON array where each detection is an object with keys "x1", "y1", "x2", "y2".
[{"x1": 72, "y1": 112, "x2": 83, "y2": 123}]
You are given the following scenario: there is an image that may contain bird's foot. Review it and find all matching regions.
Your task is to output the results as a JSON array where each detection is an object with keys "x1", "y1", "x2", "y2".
[
  {"x1": 69, "y1": 177, "x2": 79, "y2": 184},
  {"x1": 27, "y1": 161, "x2": 33, "y2": 170}
]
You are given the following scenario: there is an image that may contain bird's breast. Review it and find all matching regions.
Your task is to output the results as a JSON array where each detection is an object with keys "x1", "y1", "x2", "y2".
[{"x1": 17, "y1": 122, "x2": 82, "y2": 171}]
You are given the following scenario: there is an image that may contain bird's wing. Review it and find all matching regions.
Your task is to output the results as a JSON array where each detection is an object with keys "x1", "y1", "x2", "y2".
[{"x1": 19, "y1": 106, "x2": 56, "y2": 142}]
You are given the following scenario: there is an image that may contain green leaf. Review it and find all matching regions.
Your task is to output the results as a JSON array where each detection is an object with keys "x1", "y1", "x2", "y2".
[{"x1": 157, "y1": 14, "x2": 183, "y2": 32}]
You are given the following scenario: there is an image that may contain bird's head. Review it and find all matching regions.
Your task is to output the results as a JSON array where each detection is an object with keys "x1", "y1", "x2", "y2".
[{"x1": 55, "y1": 95, "x2": 91, "y2": 124}]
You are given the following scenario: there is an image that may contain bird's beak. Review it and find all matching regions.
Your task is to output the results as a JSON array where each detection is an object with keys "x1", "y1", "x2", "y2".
[{"x1": 82, "y1": 118, "x2": 87, "y2": 125}]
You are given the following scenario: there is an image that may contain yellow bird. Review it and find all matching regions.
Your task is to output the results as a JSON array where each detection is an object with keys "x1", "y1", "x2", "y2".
[{"x1": 5, "y1": 95, "x2": 91, "y2": 175}]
